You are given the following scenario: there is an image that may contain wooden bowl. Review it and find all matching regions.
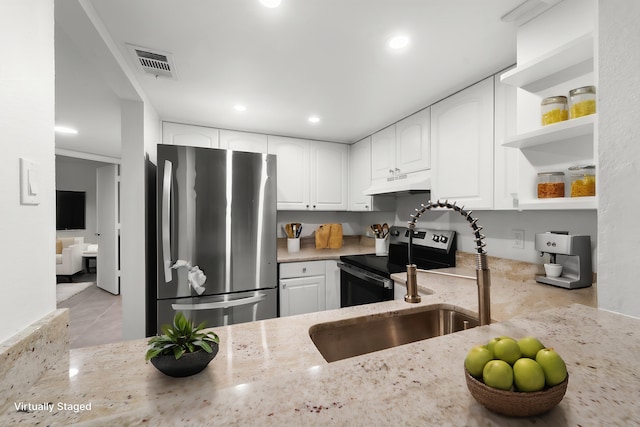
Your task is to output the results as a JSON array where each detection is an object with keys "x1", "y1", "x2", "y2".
[{"x1": 465, "y1": 368, "x2": 568, "y2": 417}]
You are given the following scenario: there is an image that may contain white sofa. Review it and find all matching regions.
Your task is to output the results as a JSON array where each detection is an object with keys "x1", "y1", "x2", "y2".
[{"x1": 56, "y1": 237, "x2": 85, "y2": 280}]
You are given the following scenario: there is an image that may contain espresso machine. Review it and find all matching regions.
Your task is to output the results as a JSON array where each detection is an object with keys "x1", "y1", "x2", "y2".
[{"x1": 535, "y1": 231, "x2": 593, "y2": 289}]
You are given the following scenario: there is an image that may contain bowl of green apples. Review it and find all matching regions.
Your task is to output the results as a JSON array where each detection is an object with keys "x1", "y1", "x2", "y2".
[{"x1": 464, "y1": 335, "x2": 569, "y2": 417}]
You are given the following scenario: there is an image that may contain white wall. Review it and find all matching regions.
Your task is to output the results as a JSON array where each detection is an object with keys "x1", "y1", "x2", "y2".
[
  {"x1": 55, "y1": 156, "x2": 107, "y2": 244},
  {"x1": 597, "y1": 0, "x2": 640, "y2": 317},
  {"x1": 0, "y1": 0, "x2": 55, "y2": 343}
]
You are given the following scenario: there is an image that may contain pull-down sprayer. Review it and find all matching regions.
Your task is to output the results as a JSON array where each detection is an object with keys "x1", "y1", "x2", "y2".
[{"x1": 405, "y1": 200, "x2": 491, "y2": 326}]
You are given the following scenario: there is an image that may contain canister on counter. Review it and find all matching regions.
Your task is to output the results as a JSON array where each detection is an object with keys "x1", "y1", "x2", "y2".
[
  {"x1": 569, "y1": 86, "x2": 596, "y2": 119},
  {"x1": 537, "y1": 172, "x2": 565, "y2": 198},
  {"x1": 569, "y1": 165, "x2": 596, "y2": 197},
  {"x1": 541, "y1": 96, "x2": 568, "y2": 125}
]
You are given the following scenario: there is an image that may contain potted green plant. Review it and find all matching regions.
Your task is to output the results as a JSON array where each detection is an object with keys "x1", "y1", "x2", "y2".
[{"x1": 145, "y1": 312, "x2": 220, "y2": 377}]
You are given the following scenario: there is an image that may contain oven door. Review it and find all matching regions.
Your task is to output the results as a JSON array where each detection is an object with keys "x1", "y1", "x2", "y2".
[{"x1": 338, "y1": 262, "x2": 394, "y2": 308}]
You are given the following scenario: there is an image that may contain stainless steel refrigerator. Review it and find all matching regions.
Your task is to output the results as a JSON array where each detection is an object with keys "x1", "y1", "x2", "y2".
[{"x1": 155, "y1": 145, "x2": 277, "y2": 332}]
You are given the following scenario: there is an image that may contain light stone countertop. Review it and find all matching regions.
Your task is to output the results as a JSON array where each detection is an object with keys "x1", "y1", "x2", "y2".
[
  {"x1": 3, "y1": 269, "x2": 640, "y2": 426},
  {"x1": 276, "y1": 235, "x2": 375, "y2": 263}
]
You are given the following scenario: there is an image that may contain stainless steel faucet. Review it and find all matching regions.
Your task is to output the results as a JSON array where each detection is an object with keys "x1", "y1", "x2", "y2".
[{"x1": 405, "y1": 200, "x2": 491, "y2": 326}]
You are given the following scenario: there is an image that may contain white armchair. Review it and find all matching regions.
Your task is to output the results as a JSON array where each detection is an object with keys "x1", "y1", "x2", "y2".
[{"x1": 56, "y1": 237, "x2": 85, "y2": 280}]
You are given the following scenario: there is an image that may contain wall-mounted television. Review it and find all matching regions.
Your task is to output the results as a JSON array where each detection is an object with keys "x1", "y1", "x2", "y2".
[{"x1": 56, "y1": 190, "x2": 86, "y2": 230}]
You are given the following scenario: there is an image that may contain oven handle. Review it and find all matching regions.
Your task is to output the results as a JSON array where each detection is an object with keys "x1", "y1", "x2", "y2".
[{"x1": 337, "y1": 262, "x2": 393, "y2": 289}]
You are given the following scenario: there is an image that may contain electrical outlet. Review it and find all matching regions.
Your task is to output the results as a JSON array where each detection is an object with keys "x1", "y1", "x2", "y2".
[{"x1": 513, "y1": 229, "x2": 525, "y2": 249}]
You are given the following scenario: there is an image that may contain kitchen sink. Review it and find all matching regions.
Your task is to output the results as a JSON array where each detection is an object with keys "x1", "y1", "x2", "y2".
[{"x1": 309, "y1": 305, "x2": 480, "y2": 362}]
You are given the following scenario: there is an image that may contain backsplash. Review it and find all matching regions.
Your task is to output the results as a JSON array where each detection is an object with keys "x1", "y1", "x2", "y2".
[{"x1": 278, "y1": 193, "x2": 598, "y2": 272}]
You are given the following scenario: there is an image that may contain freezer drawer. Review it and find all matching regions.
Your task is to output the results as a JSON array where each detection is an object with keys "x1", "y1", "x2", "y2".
[{"x1": 156, "y1": 288, "x2": 277, "y2": 333}]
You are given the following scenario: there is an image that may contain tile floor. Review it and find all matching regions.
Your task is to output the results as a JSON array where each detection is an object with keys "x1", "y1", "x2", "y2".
[{"x1": 57, "y1": 272, "x2": 123, "y2": 349}]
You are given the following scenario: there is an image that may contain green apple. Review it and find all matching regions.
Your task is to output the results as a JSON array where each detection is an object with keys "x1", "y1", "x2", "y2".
[
  {"x1": 518, "y1": 336, "x2": 545, "y2": 359},
  {"x1": 493, "y1": 338, "x2": 522, "y2": 365},
  {"x1": 487, "y1": 336, "x2": 514, "y2": 353},
  {"x1": 513, "y1": 358, "x2": 546, "y2": 392},
  {"x1": 483, "y1": 360, "x2": 513, "y2": 391},
  {"x1": 486, "y1": 337, "x2": 501, "y2": 354},
  {"x1": 465, "y1": 345, "x2": 494, "y2": 378},
  {"x1": 536, "y1": 348, "x2": 568, "y2": 386}
]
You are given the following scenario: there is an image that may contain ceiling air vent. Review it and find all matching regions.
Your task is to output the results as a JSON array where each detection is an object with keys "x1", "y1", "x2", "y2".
[{"x1": 127, "y1": 44, "x2": 177, "y2": 80}]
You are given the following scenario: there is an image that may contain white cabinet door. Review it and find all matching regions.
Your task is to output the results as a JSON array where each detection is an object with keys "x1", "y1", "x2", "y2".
[
  {"x1": 395, "y1": 108, "x2": 431, "y2": 174},
  {"x1": 310, "y1": 142, "x2": 348, "y2": 210},
  {"x1": 219, "y1": 130, "x2": 268, "y2": 153},
  {"x1": 162, "y1": 122, "x2": 219, "y2": 148},
  {"x1": 279, "y1": 275, "x2": 326, "y2": 317},
  {"x1": 268, "y1": 136, "x2": 311, "y2": 210},
  {"x1": 431, "y1": 77, "x2": 494, "y2": 209},
  {"x1": 349, "y1": 137, "x2": 372, "y2": 211},
  {"x1": 493, "y1": 73, "x2": 519, "y2": 210},
  {"x1": 370, "y1": 125, "x2": 396, "y2": 180},
  {"x1": 325, "y1": 260, "x2": 340, "y2": 310}
]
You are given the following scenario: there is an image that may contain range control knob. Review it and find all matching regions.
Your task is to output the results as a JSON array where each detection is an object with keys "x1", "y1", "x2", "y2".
[
  {"x1": 432, "y1": 235, "x2": 440, "y2": 242},
  {"x1": 440, "y1": 235, "x2": 448, "y2": 244}
]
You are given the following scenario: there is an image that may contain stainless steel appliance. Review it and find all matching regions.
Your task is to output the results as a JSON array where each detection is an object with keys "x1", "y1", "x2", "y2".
[
  {"x1": 154, "y1": 145, "x2": 278, "y2": 332},
  {"x1": 535, "y1": 231, "x2": 592, "y2": 289},
  {"x1": 338, "y1": 226, "x2": 456, "y2": 307}
]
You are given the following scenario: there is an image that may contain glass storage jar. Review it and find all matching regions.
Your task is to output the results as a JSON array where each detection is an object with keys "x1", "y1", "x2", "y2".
[
  {"x1": 569, "y1": 86, "x2": 596, "y2": 119},
  {"x1": 537, "y1": 172, "x2": 565, "y2": 198},
  {"x1": 541, "y1": 96, "x2": 568, "y2": 125},
  {"x1": 569, "y1": 165, "x2": 596, "y2": 197}
]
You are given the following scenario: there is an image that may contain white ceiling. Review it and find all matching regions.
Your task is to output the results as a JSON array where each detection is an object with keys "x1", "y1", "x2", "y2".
[{"x1": 55, "y1": 0, "x2": 521, "y2": 158}]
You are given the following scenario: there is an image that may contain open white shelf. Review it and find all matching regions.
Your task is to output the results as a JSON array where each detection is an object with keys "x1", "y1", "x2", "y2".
[
  {"x1": 517, "y1": 196, "x2": 597, "y2": 211},
  {"x1": 500, "y1": 33, "x2": 594, "y2": 92},
  {"x1": 502, "y1": 114, "x2": 595, "y2": 149}
]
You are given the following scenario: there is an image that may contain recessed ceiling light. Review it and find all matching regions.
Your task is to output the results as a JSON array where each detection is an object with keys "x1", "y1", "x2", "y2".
[
  {"x1": 308, "y1": 116, "x2": 320, "y2": 124},
  {"x1": 233, "y1": 105, "x2": 247, "y2": 112},
  {"x1": 54, "y1": 126, "x2": 78, "y2": 134},
  {"x1": 259, "y1": 0, "x2": 281, "y2": 8},
  {"x1": 388, "y1": 35, "x2": 410, "y2": 50}
]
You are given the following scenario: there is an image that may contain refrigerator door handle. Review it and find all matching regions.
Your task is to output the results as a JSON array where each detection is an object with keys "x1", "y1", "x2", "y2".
[
  {"x1": 162, "y1": 160, "x2": 173, "y2": 282},
  {"x1": 171, "y1": 293, "x2": 267, "y2": 311}
]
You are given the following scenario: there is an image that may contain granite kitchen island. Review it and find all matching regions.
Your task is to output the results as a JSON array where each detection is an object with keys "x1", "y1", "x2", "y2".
[{"x1": 3, "y1": 270, "x2": 639, "y2": 426}]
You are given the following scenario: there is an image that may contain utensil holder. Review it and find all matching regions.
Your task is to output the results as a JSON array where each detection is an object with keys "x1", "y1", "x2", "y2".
[
  {"x1": 287, "y1": 238, "x2": 300, "y2": 253},
  {"x1": 375, "y1": 238, "x2": 388, "y2": 256}
]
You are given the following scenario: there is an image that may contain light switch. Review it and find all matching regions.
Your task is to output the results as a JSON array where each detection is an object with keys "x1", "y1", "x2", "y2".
[{"x1": 20, "y1": 158, "x2": 40, "y2": 205}]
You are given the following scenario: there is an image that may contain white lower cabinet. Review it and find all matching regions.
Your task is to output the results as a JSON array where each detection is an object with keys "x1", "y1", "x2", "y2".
[{"x1": 279, "y1": 261, "x2": 326, "y2": 317}]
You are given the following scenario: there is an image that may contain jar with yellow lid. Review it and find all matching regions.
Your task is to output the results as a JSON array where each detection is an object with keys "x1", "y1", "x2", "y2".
[
  {"x1": 541, "y1": 96, "x2": 568, "y2": 125},
  {"x1": 569, "y1": 165, "x2": 596, "y2": 197},
  {"x1": 569, "y1": 86, "x2": 596, "y2": 119}
]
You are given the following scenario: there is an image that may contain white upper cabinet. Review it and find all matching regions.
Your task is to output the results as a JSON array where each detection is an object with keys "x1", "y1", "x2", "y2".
[
  {"x1": 395, "y1": 108, "x2": 431, "y2": 174},
  {"x1": 371, "y1": 125, "x2": 396, "y2": 180},
  {"x1": 219, "y1": 130, "x2": 268, "y2": 153},
  {"x1": 349, "y1": 137, "x2": 372, "y2": 211},
  {"x1": 268, "y1": 136, "x2": 347, "y2": 210},
  {"x1": 370, "y1": 110, "x2": 430, "y2": 183},
  {"x1": 162, "y1": 122, "x2": 219, "y2": 148},
  {"x1": 431, "y1": 77, "x2": 494, "y2": 209},
  {"x1": 310, "y1": 141, "x2": 348, "y2": 210},
  {"x1": 493, "y1": 72, "x2": 519, "y2": 210},
  {"x1": 267, "y1": 136, "x2": 311, "y2": 210},
  {"x1": 348, "y1": 137, "x2": 395, "y2": 212}
]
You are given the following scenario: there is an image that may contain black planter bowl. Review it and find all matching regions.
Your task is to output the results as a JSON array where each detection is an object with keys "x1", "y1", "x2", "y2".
[{"x1": 150, "y1": 343, "x2": 219, "y2": 378}]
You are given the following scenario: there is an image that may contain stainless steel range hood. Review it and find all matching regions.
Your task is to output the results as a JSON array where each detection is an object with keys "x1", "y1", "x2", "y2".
[{"x1": 363, "y1": 170, "x2": 431, "y2": 196}]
